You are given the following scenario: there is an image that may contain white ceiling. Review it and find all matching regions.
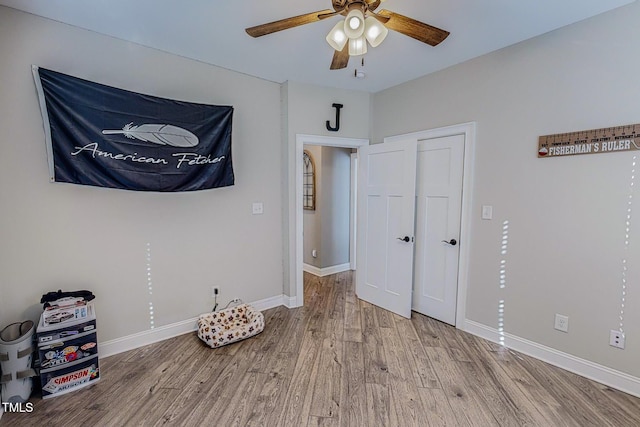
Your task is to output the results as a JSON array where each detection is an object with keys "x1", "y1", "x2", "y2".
[{"x1": 0, "y1": 0, "x2": 635, "y2": 92}]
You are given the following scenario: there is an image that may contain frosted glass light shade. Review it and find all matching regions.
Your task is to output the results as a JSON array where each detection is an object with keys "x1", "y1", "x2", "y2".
[
  {"x1": 326, "y1": 20, "x2": 348, "y2": 51},
  {"x1": 344, "y1": 9, "x2": 365, "y2": 39},
  {"x1": 364, "y1": 16, "x2": 388, "y2": 47},
  {"x1": 348, "y1": 36, "x2": 368, "y2": 56}
]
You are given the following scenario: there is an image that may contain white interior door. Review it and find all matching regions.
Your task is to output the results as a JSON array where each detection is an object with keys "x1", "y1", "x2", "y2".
[
  {"x1": 412, "y1": 134, "x2": 464, "y2": 325},
  {"x1": 356, "y1": 140, "x2": 417, "y2": 318}
]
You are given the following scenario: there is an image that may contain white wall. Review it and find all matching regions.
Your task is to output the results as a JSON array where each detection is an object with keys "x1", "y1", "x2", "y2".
[
  {"x1": 303, "y1": 146, "x2": 351, "y2": 269},
  {"x1": 282, "y1": 81, "x2": 370, "y2": 295},
  {"x1": 303, "y1": 145, "x2": 322, "y2": 268},
  {"x1": 0, "y1": 7, "x2": 283, "y2": 342},
  {"x1": 319, "y1": 146, "x2": 351, "y2": 268},
  {"x1": 372, "y1": 2, "x2": 640, "y2": 377}
]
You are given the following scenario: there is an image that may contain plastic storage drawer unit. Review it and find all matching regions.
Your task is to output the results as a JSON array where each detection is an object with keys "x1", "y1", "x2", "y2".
[{"x1": 36, "y1": 305, "x2": 99, "y2": 399}]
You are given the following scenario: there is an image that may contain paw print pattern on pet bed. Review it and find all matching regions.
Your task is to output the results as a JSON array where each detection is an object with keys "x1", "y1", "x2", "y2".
[{"x1": 197, "y1": 304, "x2": 265, "y2": 348}]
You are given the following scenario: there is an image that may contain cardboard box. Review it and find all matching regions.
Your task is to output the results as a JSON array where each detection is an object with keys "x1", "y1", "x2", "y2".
[{"x1": 42, "y1": 302, "x2": 93, "y2": 327}]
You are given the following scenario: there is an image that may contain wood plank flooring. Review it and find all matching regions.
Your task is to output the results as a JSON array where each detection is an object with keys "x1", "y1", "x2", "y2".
[{"x1": 3, "y1": 271, "x2": 640, "y2": 426}]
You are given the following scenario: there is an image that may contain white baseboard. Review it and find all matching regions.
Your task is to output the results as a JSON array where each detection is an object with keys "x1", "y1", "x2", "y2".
[
  {"x1": 303, "y1": 264, "x2": 322, "y2": 276},
  {"x1": 303, "y1": 262, "x2": 351, "y2": 277},
  {"x1": 250, "y1": 294, "x2": 286, "y2": 312},
  {"x1": 283, "y1": 295, "x2": 299, "y2": 308},
  {"x1": 464, "y1": 319, "x2": 640, "y2": 398},
  {"x1": 100, "y1": 294, "x2": 289, "y2": 358}
]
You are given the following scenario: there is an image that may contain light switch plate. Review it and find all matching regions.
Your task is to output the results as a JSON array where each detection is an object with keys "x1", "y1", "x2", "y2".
[
  {"x1": 252, "y1": 202, "x2": 264, "y2": 215},
  {"x1": 481, "y1": 205, "x2": 493, "y2": 220}
]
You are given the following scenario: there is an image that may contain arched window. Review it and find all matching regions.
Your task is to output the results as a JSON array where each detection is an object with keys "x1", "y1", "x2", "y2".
[{"x1": 303, "y1": 150, "x2": 316, "y2": 210}]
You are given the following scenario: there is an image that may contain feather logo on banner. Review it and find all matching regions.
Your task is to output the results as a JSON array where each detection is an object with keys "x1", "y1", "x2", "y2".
[{"x1": 102, "y1": 123, "x2": 199, "y2": 147}]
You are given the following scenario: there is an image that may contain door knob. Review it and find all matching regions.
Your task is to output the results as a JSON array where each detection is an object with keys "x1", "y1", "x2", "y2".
[
  {"x1": 397, "y1": 236, "x2": 411, "y2": 242},
  {"x1": 442, "y1": 239, "x2": 457, "y2": 246}
]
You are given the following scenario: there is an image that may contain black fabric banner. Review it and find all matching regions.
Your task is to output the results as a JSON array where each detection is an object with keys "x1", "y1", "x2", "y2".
[{"x1": 34, "y1": 66, "x2": 234, "y2": 192}]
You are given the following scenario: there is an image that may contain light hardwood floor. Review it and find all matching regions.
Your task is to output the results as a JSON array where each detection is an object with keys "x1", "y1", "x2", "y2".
[{"x1": 3, "y1": 271, "x2": 640, "y2": 426}]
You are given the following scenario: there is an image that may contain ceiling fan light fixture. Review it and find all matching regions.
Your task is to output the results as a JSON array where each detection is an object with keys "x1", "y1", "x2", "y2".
[
  {"x1": 326, "y1": 20, "x2": 348, "y2": 51},
  {"x1": 348, "y1": 35, "x2": 367, "y2": 56},
  {"x1": 245, "y1": 0, "x2": 450, "y2": 71},
  {"x1": 348, "y1": 16, "x2": 360, "y2": 30},
  {"x1": 364, "y1": 16, "x2": 388, "y2": 47},
  {"x1": 344, "y1": 9, "x2": 365, "y2": 39}
]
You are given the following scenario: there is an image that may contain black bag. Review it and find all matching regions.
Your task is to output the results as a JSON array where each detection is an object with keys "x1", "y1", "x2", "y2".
[{"x1": 40, "y1": 290, "x2": 95, "y2": 308}]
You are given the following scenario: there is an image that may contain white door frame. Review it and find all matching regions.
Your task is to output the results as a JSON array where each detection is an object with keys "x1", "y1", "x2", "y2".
[
  {"x1": 349, "y1": 153, "x2": 358, "y2": 271},
  {"x1": 384, "y1": 122, "x2": 476, "y2": 329},
  {"x1": 292, "y1": 134, "x2": 369, "y2": 307}
]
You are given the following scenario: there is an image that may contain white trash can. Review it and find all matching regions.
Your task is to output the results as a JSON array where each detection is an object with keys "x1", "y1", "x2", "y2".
[{"x1": 0, "y1": 320, "x2": 36, "y2": 403}]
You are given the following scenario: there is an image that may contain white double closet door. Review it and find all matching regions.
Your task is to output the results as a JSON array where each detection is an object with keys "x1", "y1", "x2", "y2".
[{"x1": 356, "y1": 133, "x2": 464, "y2": 325}]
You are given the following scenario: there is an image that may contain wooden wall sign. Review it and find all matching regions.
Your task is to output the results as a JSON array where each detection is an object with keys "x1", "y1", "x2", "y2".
[{"x1": 538, "y1": 123, "x2": 640, "y2": 158}]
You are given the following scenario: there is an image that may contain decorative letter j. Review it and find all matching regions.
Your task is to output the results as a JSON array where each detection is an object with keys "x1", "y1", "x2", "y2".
[{"x1": 326, "y1": 103, "x2": 343, "y2": 132}]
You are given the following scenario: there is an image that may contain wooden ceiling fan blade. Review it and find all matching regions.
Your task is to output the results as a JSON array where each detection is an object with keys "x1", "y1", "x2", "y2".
[
  {"x1": 377, "y1": 9, "x2": 449, "y2": 46},
  {"x1": 330, "y1": 44, "x2": 349, "y2": 70},
  {"x1": 317, "y1": 11, "x2": 340, "y2": 20},
  {"x1": 369, "y1": 11, "x2": 390, "y2": 24},
  {"x1": 367, "y1": 0, "x2": 383, "y2": 13},
  {"x1": 246, "y1": 9, "x2": 334, "y2": 37}
]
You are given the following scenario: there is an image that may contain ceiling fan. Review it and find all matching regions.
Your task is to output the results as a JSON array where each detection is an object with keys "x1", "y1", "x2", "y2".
[{"x1": 246, "y1": 0, "x2": 450, "y2": 70}]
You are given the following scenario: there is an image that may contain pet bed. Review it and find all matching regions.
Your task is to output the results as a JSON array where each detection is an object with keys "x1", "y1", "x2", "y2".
[{"x1": 197, "y1": 304, "x2": 264, "y2": 348}]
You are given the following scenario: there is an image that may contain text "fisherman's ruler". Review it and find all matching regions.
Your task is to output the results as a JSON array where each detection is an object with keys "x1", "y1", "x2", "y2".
[{"x1": 538, "y1": 123, "x2": 640, "y2": 158}]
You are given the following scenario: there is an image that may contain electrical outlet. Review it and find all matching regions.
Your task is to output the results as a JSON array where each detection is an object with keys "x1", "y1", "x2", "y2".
[
  {"x1": 211, "y1": 286, "x2": 220, "y2": 298},
  {"x1": 610, "y1": 330, "x2": 625, "y2": 349},
  {"x1": 554, "y1": 314, "x2": 569, "y2": 332}
]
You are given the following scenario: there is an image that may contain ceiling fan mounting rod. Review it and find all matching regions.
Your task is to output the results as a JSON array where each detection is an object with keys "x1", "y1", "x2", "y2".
[{"x1": 345, "y1": 0, "x2": 368, "y2": 16}]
